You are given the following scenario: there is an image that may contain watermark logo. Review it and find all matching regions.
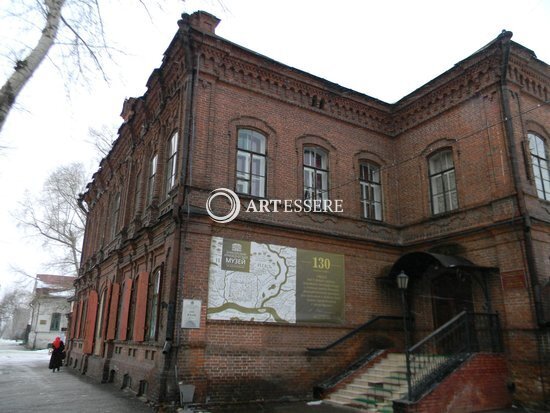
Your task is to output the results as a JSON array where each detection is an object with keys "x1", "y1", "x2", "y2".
[
  {"x1": 206, "y1": 188, "x2": 344, "y2": 224},
  {"x1": 206, "y1": 188, "x2": 241, "y2": 223}
]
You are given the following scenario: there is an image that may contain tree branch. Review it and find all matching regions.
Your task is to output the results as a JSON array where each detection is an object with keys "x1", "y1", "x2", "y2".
[
  {"x1": 59, "y1": 13, "x2": 108, "y2": 81},
  {"x1": 0, "y1": 0, "x2": 66, "y2": 133}
]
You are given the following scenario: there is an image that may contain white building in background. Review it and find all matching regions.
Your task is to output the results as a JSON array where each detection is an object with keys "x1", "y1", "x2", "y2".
[{"x1": 27, "y1": 274, "x2": 76, "y2": 349}]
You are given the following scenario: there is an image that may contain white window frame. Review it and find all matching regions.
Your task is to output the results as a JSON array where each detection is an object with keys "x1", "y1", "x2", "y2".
[
  {"x1": 429, "y1": 150, "x2": 458, "y2": 215},
  {"x1": 303, "y1": 147, "x2": 329, "y2": 202},
  {"x1": 360, "y1": 162, "x2": 382, "y2": 221}
]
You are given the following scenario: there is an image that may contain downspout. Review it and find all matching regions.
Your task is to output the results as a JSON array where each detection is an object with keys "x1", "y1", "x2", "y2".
[
  {"x1": 498, "y1": 32, "x2": 545, "y2": 327},
  {"x1": 159, "y1": 15, "x2": 199, "y2": 401},
  {"x1": 32, "y1": 301, "x2": 40, "y2": 350}
]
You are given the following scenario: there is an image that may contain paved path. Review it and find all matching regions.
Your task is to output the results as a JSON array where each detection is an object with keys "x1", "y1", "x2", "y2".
[
  {"x1": 0, "y1": 340, "x2": 154, "y2": 413},
  {"x1": 0, "y1": 340, "x2": 527, "y2": 413}
]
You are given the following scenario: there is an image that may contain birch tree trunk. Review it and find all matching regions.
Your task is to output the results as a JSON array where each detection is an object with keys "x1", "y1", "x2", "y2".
[{"x1": 0, "y1": 0, "x2": 66, "y2": 134}]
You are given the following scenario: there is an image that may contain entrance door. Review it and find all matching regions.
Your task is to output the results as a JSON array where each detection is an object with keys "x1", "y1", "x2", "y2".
[{"x1": 431, "y1": 272, "x2": 473, "y2": 328}]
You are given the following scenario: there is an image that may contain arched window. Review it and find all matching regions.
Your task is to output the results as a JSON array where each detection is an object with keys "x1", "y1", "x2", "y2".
[
  {"x1": 236, "y1": 129, "x2": 266, "y2": 197},
  {"x1": 94, "y1": 289, "x2": 107, "y2": 355},
  {"x1": 165, "y1": 132, "x2": 179, "y2": 196},
  {"x1": 127, "y1": 279, "x2": 138, "y2": 340},
  {"x1": 360, "y1": 162, "x2": 382, "y2": 220},
  {"x1": 528, "y1": 133, "x2": 550, "y2": 201},
  {"x1": 146, "y1": 267, "x2": 162, "y2": 341},
  {"x1": 116, "y1": 279, "x2": 131, "y2": 341},
  {"x1": 304, "y1": 147, "x2": 328, "y2": 201},
  {"x1": 428, "y1": 150, "x2": 458, "y2": 214},
  {"x1": 133, "y1": 169, "x2": 143, "y2": 218},
  {"x1": 147, "y1": 154, "x2": 158, "y2": 205},
  {"x1": 79, "y1": 299, "x2": 88, "y2": 338},
  {"x1": 110, "y1": 192, "x2": 121, "y2": 239}
]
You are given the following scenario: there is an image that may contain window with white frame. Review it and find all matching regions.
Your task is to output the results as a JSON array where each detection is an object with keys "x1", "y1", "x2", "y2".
[
  {"x1": 360, "y1": 162, "x2": 382, "y2": 220},
  {"x1": 429, "y1": 150, "x2": 458, "y2": 214},
  {"x1": 147, "y1": 154, "x2": 158, "y2": 205},
  {"x1": 94, "y1": 289, "x2": 107, "y2": 355},
  {"x1": 116, "y1": 283, "x2": 125, "y2": 340},
  {"x1": 146, "y1": 268, "x2": 162, "y2": 341},
  {"x1": 50, "y1": 313, "x2": 61, "y2": 331},
  {"x1": 528, "y1": 133, "x2": 550, "y2": 201},
  {"x1": 165, "y1": 132, "x2": 178, "y2": 196},
  {"x1": 236, "y1": 129, "x2": 266, "y2": 197},
  {"x1": 134, "y1": 169, "x2": 142, "y2": 217},
  {"x1": 110, "y1": 192, "x2": 121, "y2": 239},
  {"x1": 304, "y1": 147, "x2": 328, "y2": 201}
]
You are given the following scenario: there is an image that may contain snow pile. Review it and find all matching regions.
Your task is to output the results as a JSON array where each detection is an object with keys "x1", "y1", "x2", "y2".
[{"x1": 0, "y1": 339, "x2": 50, "y2": 366}]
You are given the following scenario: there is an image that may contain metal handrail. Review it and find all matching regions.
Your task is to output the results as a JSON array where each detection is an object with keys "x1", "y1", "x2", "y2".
[
  {"x1": 307, "y1": 315, "x2": 409, "y2": 354},
  {"x1": 405, "y1": 311, "x2": 502, "y2": 401},
  {"x1": 408, "y1": 311, "x2": 467, "y2": 353}
]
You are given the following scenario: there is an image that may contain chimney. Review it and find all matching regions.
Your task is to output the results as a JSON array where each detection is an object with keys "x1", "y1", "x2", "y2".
[
  {"x1": 120, "y1": 98, "x2": 136, "y2": 123},
  {"x1": 188, "y1": 11, "x2": 220, "y2": 34}
]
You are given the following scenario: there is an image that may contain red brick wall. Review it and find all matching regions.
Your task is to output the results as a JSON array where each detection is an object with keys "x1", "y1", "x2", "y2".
[
  {"x1": 71, "y1": 13, "x2": 550, "y2": 409},
  {"x1": 394, "y1": 353, "x2": 512, "y2": 413}
]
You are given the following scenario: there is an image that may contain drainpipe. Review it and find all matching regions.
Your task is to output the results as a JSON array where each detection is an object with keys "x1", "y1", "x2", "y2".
[
  {"x1": 498, "y1": 31, "x2": 545, "y2": 328},
  {"x1": 159, "y1": 15, "x2": 199, "y2": 401},
  {"x1": 32, "y1": 301, "x2": 40, "y2": 350}
]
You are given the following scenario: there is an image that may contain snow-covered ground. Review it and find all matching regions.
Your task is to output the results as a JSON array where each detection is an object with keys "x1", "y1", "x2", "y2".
[{"x1": 0, "y1": 339, "x2": 50, "y2": 365}]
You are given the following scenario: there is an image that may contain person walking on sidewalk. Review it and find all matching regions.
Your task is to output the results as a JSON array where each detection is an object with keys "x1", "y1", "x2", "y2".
[{"x1": 48, "y1": 336, "x2": 65, "y2": 372}]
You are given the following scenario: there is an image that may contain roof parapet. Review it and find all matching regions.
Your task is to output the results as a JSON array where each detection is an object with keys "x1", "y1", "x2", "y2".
[{"x1": 184, "y1": 10, "x2": 221, "y2": 34}]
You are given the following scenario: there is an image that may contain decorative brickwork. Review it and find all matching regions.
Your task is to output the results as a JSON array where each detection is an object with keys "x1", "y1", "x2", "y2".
[{"x1": 66, "y1": 11, "x2": 550, "y2": 410}]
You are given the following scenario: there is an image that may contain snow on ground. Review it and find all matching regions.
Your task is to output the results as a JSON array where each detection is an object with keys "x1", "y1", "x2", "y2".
[{"x1": 0, "y1": 339, "x2": 50, "y2": 365}]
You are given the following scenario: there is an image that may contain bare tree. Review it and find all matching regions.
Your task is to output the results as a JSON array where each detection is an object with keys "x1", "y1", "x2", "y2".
[
  {"x1": 0, "y1": 288, "x2": 32, "y2": 339},
  {"x1": 1, "y1": 0, "x2": 92, "y2": 133},
  {"x1": 15, "y1": 162, "x2": 87, "y2": 276},
  {"x1": 0, "y1": 0, "x2": 178, "y2": 134},
  {"x1": 87, "y1": 124, "x2": 117, "y2": 160}
]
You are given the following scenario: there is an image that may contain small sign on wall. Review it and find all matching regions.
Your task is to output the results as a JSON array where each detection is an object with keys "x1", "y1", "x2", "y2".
[{"x1": 181, "y1": 299, "x2": 201, "y2": 329}]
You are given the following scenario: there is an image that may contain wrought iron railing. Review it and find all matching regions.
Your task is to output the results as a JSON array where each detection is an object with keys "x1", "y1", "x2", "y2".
[
  {"x1": 405, "y1": 311, "x2": 502, "y2": 401},
  {"x1": 308, "y1": 315, "x2": 410, "y2": 398},
  {"x1": 307, "y1": 315, "x2": 409, "y2": 354}
]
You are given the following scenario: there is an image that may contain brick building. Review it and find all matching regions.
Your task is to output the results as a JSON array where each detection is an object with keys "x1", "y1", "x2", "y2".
[{"x1": 67, "y1": 11, "x2": 550, "y2": 411}]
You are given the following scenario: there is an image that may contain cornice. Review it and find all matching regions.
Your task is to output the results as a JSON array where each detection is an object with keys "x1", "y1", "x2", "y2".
[
  {"x1": 192, "y1": 31, "x2": 545, "y2": 139},
  {"x1": 507, "y1": 54, "x2": 549, "y2": 101},
  {"x1": 196, "y1": 41, "x2": 393, "y2": 135},
  {"x1": 391, "y1": 53, "x2": 502, "y2": 135}
]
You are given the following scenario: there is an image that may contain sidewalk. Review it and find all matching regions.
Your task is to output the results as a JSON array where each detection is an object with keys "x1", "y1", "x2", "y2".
[
  {"x1": 0, "y1": 340, "x2": 535, "y2": 413},
  {"x1": 191, "y1": 400, "x2": 358, "y2": 413},
  {"x1": 0, "y1": 340, "x2": 154, "y2": 413},
  {"x1": 191, "y1": 401, "x2": 531, "y2": 413}
]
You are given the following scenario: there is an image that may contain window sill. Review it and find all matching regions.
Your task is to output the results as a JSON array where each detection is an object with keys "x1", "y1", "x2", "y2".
[{"x1": 429, "y1": 208, "x2": 460, "y2": 219}]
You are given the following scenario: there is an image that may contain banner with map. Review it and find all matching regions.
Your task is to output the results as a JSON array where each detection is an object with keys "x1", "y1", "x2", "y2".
[{"x1": 207, "y1": 237, "x2": 345, "y2": 324}]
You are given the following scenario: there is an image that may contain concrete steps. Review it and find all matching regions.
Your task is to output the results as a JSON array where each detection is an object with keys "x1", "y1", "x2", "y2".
[{"x1": 324, "y1": 353, "x2": 411, "y2": 413}]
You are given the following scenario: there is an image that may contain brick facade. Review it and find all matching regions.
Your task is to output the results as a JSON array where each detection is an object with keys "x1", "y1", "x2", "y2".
[
  {"x1": 394, "y1": 353, "x2": 512, "y2": 413},
  {"x1": 66, "y1": 11, "x2": 550, "y2": 410}
]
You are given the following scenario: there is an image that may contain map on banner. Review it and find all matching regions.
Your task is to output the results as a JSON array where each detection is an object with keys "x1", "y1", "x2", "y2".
[{"x1": 207, "y1": 237, "x2": 344, "y2": 324}]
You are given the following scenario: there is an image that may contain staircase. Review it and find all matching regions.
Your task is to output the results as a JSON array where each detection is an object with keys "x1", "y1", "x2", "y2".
[
  {"x1": 325, "y1": 353, "x2": 409, "y2": 412},
  {"x1": 315, "y1": 312, "x2": 503, "y2": 412}
]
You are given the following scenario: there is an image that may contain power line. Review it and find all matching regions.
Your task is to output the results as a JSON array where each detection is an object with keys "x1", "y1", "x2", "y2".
[{"x1": 319, "y1": 99, "x2": 549, "y2": 195}]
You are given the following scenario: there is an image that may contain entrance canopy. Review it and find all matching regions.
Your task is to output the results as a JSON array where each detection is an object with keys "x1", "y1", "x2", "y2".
[{"x1": 384, "y1": 251, "x2": 496, "y2": 281}]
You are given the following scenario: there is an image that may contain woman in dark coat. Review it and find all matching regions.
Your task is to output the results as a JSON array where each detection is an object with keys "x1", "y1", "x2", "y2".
[{"x1": 49, "y1": 336, "x2": 65, "y2": 372}]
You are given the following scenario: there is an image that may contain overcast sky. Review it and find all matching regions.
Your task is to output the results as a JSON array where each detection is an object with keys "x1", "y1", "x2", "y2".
[{"x1": 0, "y1": 0, "x2": 549, "y2": 295}]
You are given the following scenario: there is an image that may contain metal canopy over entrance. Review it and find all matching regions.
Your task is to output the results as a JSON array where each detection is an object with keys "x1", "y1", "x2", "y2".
[
  {"x1": 387, "y1": 252, "x2": 492, "y2": 279},
  {"x1": 382, "y1": 251, "x2": 498, "y2": 315}
]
